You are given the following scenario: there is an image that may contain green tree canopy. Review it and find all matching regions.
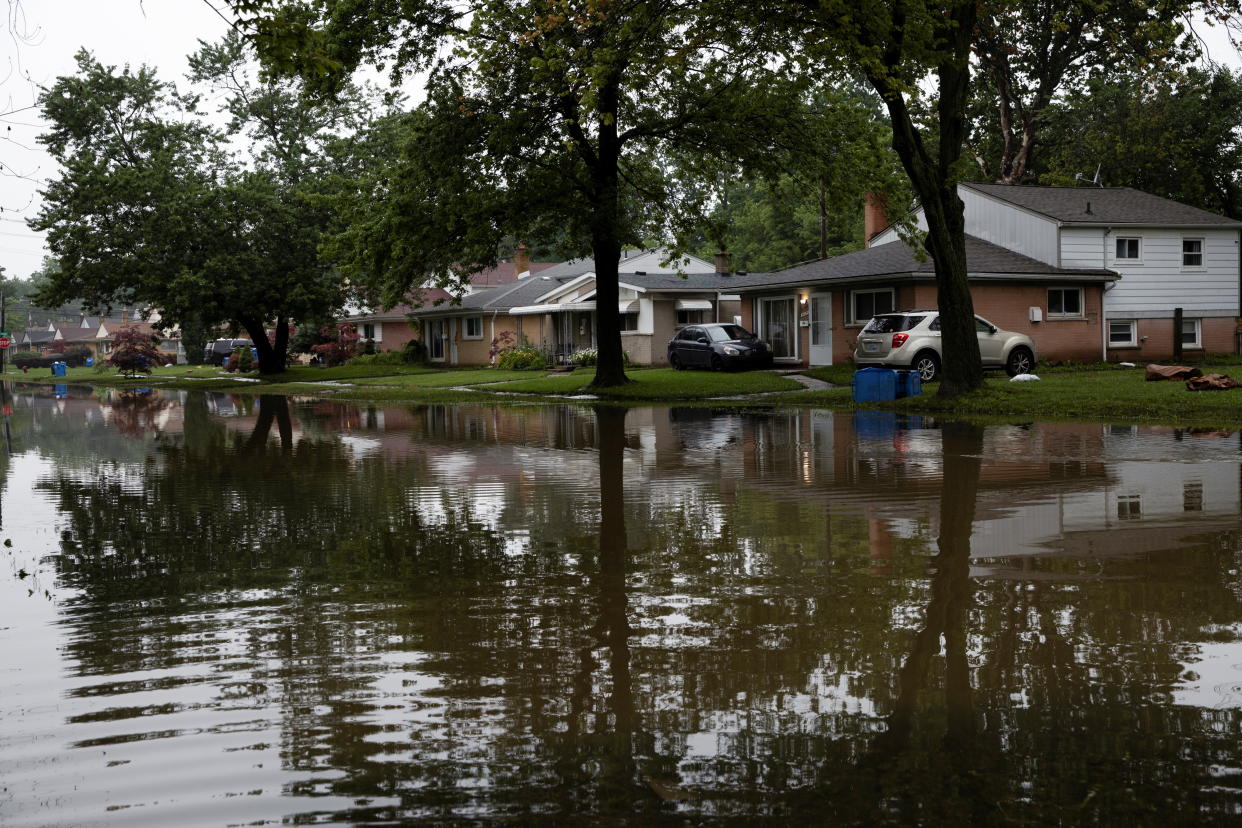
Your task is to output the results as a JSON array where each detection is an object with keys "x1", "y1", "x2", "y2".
[
  {"x1": 30, "y1": 42, "x2": 366, "y2": 373},
  {"x1": 228, "y1": 0, "x2": 810, "y2": 387}
]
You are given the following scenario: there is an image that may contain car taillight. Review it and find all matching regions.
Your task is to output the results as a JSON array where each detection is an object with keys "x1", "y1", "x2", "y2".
[{"x1": 891, "y1": 333, "x2": 909, "y2": 348}]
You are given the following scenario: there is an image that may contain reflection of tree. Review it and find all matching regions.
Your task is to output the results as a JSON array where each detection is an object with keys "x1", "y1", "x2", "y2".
[{"x1": 26, "y1": 399, "x2": 1242, "y2": 822}]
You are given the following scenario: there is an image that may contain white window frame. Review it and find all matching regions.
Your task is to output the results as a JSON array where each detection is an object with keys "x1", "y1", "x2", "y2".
[
  {"x1": 846, "y1": 288, "x2": 895, "y2": 326},
  {"x1": 1114, "y1": 236, "x2": 1142, "y2": 263},
  {"x1": 675, "y1": 309, "x2": 705, "y2": 326},
  {"x1": 361, "y1": 323, "x2": 376, "y2": 340},
  {"x1": 1047, "y1": 287, "x2": 1085, "y2": 319},
  {"x1": 1181, "y1": 317, "x2": 1202, "y2": 349},
  {"x1": 463, "y1": 315, "x2": 484, "y2": 340},
  {"x1": 1107, "y1": 319, "x2": 1137, "y2": 347},
  {"x1": 1181, "y1": 237, "x2": 1205, "y2": 270},
  {"x1": 619, "y1": 313, "x2": 639, "y2": 332}
]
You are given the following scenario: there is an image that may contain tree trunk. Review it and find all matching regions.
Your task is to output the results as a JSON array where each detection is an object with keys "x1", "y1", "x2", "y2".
[
  {"x1": 869, "y1": 0, "x2": 983, "y2": 398},
  {"x1": 239, "y1": 317, "x2": 285, "y2": 375},
  {"x1": 588, "y1": 82, "x2": 630, "y2": 388}
]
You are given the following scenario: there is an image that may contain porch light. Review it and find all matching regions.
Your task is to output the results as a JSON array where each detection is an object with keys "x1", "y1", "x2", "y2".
[{"x1": 799, "y1": 295, "x2": 808, "y2": 305}]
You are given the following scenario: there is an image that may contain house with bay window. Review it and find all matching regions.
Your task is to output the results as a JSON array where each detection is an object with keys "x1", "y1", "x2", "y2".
[{"x1": 731, "y1": 184, "x2": 1241, "y2": 366}]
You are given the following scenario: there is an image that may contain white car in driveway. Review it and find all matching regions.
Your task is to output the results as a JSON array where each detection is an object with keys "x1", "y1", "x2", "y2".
[{"x1": 853, "y1": 310, "x2": 1036, "y2": 382}]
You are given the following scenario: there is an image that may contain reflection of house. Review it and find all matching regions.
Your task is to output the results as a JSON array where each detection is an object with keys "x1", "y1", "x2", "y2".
[
  {"x1": 409, "y1": 249, "x2": 741, "y2": 366},
  {"x1": 730, "y1": 184, "x2": 1242, "y2": 367}
]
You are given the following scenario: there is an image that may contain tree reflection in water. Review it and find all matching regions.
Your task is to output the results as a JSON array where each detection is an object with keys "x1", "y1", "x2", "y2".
[{"x1": 18, "y1": 395, "x2": 1242, "y2": 823}]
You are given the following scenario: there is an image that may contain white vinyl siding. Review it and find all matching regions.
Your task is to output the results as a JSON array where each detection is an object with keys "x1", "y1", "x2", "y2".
[
  {"x1": 1059, "y1": 227, "x2": 1107, "y2": 268},
  {"x1": 1097, "y1": 228, "x2": 1239, "y2": 315},
  {"x1": 960, "y1": 187, "x2": 1059, "y2": 265}
]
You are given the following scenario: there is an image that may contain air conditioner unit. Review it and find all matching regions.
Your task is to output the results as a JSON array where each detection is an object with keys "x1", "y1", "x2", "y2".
[{"x1": 1029, "y1": 306, "x2": 1044, "y2": 323}]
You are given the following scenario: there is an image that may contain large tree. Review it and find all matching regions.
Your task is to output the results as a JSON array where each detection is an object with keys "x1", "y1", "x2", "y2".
[
  {"x1": 1036, "y1": 67, "x2": 1242, "y2": 218},
  {"x1": 772, "y1": 0, "x2": 984, "y2": 395},
  {"x1": 31, "y1": 44, "x2": 359, "y2": 373},
  {"x1": 227, "y1": 0, "x2": 806, "y2": 387},
  {"x1": 969, "y1": 0, "x2": 1242, "y2": 186}
]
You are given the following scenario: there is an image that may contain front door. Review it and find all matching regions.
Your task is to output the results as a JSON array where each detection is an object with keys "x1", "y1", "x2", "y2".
[{"x1": 808, "y1": 293, "x2": 833, "y2": 366}]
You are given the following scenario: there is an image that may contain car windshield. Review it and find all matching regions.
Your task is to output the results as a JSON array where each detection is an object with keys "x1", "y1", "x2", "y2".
[
  {"x1": 863, "y1": 314, "x2": 924, "y2": 333},
  {"x1": 706, "y1": 325, "x2": 752, "y2": 342}
]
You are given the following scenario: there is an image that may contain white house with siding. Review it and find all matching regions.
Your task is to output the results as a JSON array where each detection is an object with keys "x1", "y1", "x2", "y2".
[{"x1": 871, "y1": 183, "x2": 1242, "y2": 359}]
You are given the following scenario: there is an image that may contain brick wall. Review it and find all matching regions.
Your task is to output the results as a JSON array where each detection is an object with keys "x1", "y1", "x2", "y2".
[{"x1": 1110, "y1": 316, "x2": 1238, "y2": 361}]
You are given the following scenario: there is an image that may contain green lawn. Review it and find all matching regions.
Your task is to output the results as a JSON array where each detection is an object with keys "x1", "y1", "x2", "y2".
[
  {"x1": 349, "y1": 368, "x2": 542, "y2": 387},
  {"x1": 781, "y1": 363, "x2": 1242, "y2": 427},
  {"x1": 486, "y1": 367, "x2": 803, "y2": 399}
]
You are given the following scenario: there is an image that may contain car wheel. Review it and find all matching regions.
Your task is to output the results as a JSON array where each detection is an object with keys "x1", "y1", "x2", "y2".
[
  {"x1": 670, "y1": 353, "x2": 684, "y2": 371},
  {"x1": 1005, "y1": 346, "x2": 1034, "y2": 377},
  {"x1": 912, "y1": 351, "x2": 940, "y2": 383},
  {"x1": 710, "y1": 354, "x2": 724, "y2": 372}
]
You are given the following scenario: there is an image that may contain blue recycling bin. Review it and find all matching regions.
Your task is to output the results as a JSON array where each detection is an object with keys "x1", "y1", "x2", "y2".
[
  {"x1": 85, "y1": 357, "x2": 94, "y2": 367},
  {"x1": 852, "y1": 367, "x2": 898, "y2": 402},
  {"x1": 51, "y1": 361, "x2": 67, "y2": 377},
  {"x1": 895, "y1": 369, "x2": 922, "y2": 398}
]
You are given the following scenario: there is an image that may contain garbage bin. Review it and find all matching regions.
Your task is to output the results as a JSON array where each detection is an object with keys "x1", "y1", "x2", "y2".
[
  {"x1": 85, "y1": 357, "x2": 94, "y2": 367},
  {"x1": 852, "y1": 367, "x2": 898, "y2": 402},
  {"x1": 895, "y1": 369, "x2": 922, "y2": 398},
  {"x1": 51, "y1": 361, "x2": 67, "y2": 378}
]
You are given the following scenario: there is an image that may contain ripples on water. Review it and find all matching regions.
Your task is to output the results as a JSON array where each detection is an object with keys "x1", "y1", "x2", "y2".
[{"x1": 2, "y1": 388, "x2": 1242, "y2": 824}]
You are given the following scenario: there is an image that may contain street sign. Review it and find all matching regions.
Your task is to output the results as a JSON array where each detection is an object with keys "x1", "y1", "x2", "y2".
[{"x1": 0, "y1": 334, "x2": 11, "y2": 350}]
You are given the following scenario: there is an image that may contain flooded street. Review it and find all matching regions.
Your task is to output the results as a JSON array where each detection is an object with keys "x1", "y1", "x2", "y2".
[{"x1": 3, "y1": 386, "x2": 1242, "y2": 824}]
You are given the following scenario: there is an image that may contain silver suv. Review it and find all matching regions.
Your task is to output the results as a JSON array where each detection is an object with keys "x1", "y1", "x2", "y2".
[{"x1": 853, "y1": 310, "x2": 1036, "y2": 382}]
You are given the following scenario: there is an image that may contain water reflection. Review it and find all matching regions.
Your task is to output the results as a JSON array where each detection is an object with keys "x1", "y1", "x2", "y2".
[{"x1": 2, "y1": 388, "x2": 1242, "y2": 823}]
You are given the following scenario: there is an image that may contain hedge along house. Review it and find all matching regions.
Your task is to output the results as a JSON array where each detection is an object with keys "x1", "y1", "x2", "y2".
[
  {"x1": 870, "y1": 184, "x2": 1242, "y2": 361},
  {"x1": 729, "y1": 235, "x2": 1117, "y2": 368},
  {"x1": 406, "y1": 249, "x2": 741, "y2": 366}
]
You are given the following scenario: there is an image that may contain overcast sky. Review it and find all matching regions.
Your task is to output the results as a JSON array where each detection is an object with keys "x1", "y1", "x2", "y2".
[
  {"x1": 2, "y1": 0, "x2": 231, "y2": 279},
  {"x1": 2, "y1": 2, "x2": 1240, "y2": 282}
]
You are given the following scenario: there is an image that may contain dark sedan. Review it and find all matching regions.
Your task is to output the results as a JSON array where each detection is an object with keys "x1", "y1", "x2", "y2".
[{"x1": 668, "y1": 323, "x2": 774, "y2": 371}]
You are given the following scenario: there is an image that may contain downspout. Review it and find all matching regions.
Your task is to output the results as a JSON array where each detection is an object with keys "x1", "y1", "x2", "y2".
[
  {"x1": 490, "y1": 309, "x2": 499, "y2": 364},
  {"x1": 716, "y1": 292, "x2": 722, "y2": 323},
  {"x1": 1102, "y1": 226, "x2": 1113, "y2": 362}
]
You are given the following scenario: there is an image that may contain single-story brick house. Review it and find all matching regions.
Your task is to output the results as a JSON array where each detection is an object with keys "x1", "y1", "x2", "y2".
[
  {"x1": 727, "y1": 235, "x2": 1118, "y2": 367},
  {"x1": 407, "y1": 249, "x2": 742, "y2": 366}
]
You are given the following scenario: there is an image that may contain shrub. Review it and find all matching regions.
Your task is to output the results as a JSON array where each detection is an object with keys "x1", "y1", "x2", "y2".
[
  {"x1": 489, "y1": 331, "x2": 516, "y2": 364},
  {"x1": 572, "y1": 348, "x2": 598, "y2": 367},
  {"x1": 232, "y1": 345, "x2": 254, "y2": 372},
  {"x1": 350, "y1": 351, "x2": 407, "y2": 366},
  {"x1": 62, "y1": 346, "x2": 92, "y2": 367},
  {"x1": 496, "y1": 344, "x2": 547, "y2": 370},
  {"x1": 10, "y1": 350, "x2": 38, "y2": 362},
  {"x1": 403, "y1": 339, "x2": 427, "y2": 364}
]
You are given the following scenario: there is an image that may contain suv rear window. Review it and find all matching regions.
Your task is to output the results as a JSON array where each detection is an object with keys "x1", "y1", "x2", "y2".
[{"x1": 863, "y1": 314, "x2": 924, "y2": 333}]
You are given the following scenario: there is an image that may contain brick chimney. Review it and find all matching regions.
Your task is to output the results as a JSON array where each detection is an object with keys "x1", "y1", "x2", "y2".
[
  {"x1": 514, "y1": 242, "x2": 531, "y2": 278},
  {"x1": 714, "y1": 250, "x2": 732, "y2": 275},
  {"x1": 863, "y1": 192, "x2": 890, "y2": 247}
]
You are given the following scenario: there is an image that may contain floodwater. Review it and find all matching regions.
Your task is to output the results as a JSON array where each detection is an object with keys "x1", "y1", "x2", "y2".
[{"x1": 2, "y1": 387, "x2": 1242, "y2": 825}]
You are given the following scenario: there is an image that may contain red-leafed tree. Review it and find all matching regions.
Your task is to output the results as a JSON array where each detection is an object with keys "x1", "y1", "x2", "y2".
[
  {"x1": 309, "y1": 322, "x2": 358, "y2": 367},
  {"x1": 108, "y1": 326, "x2": 164, "y2": 377}
]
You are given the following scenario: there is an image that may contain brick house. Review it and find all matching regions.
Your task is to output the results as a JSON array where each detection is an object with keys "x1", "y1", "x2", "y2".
[
  {"x1": 732, "y1": 184, "x2": 1242, "y2": 366},
  {"x1": 408, "y1": 249, "x2": 741, "y2": 366}
]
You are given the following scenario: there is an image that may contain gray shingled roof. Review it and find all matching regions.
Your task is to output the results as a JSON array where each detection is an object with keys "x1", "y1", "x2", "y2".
[
  {"x1": 724, "y1": 235, "x2": 1116, "y2": 291},
  {"x1": 964, "y1": 182, "x2": 1242, "y2": 227},
  {"x1": 409, "y1": 269, "x2": 741, "y2": 315}
]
